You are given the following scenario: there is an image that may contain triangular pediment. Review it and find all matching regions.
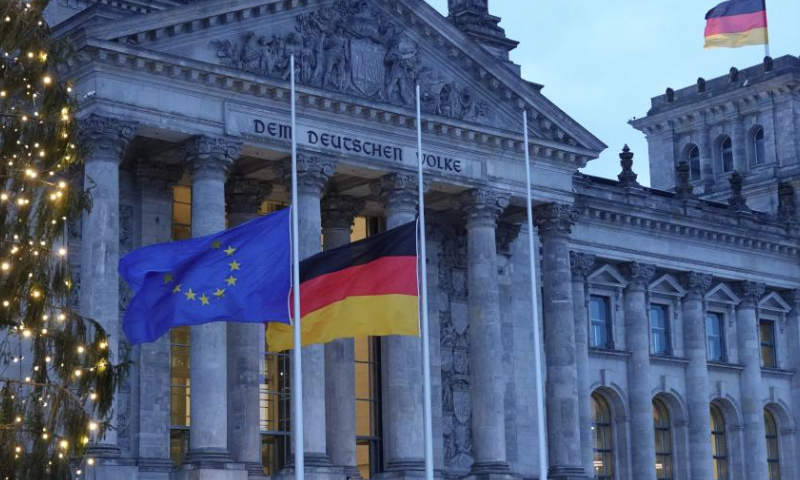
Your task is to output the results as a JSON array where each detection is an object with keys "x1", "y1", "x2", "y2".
[
  {"x1": 705, "y1": 283, "x2": 740, "y2": 306},
  {"x1": 649, "y1": 274, "x2": 686, "y2": 297},
  {"x1": 78, "y1": 0, "x2": 605, "y2": 158},
  {"x1": 588, "y1": 265, "x2": 627, "y2": 289},
  {"x1": 759, "y1": 292, "x2": 791, "y2": 314}
]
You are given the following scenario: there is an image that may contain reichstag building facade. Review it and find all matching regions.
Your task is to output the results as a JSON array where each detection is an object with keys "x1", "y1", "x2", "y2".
[{"x1": 48, "y1": 0, "x2": 800, "y2": 479}]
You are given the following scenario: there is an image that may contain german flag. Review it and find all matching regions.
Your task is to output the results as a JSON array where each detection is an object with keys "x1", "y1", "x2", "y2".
[
  {"x1": 705, "y1": 0, "x2": 768, "y2": 49},
  {"x1": 266, "y1": 221, "x2": 419, "y2": 351}
]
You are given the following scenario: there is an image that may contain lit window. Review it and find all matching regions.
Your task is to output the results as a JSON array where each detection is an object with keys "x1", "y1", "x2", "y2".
[
  {"x1": 653, "y1": 399, "x2": 673, "y2": 480},
  {"x1": 589, "y1": 296, "x2": 613, "y2": 349},
  {"x1": 752, "y1": 128, "x2": 766, "y2": 166},
  {"x1": 650, "y1": 304, "x2": 670, "y2": 356},
  {"x1": 592, "y1": 394, "x2": 614, "y2": 480},
  {"x1": 765, "y1": 410, "x2": 781, "y2": 480},
  {"x1": 706, "y1": 313, "x2": 725, "y2": 362},
  {"x1": 720, "y1": 136, "x2": 734, "y2": 173},
  {"x1": 260, "y1": 350, "x2": 291, "y2": 475},
  {"x1": 711, "y1": 405, "x2": 728, "y2": 480},
  {"x1": 688, "y1": 145, "x2": 701, "y2": 182},
  {"x1": 759, "y1": 320, "x2": 777, "y2": 368}
]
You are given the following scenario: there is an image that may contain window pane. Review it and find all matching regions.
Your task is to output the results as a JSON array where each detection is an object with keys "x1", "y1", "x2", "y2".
[
  {"x1": 650, "y1": 305, "x2": 669, "y2": 356},
  {"x1": 706, "y1": 313, "x2": 724, "y2": 362},
  {"x1": 754, "y1": 128, "x2": 766, "y2": 166},
  {"x1": 592, "y1": 394, "x2": 615, "y2": 479},
  {"x1": 759, "y1": 321, "x2": 777, "y2": 368},
  {"x1": 590, "y1": 296, "x2": 611, "y2": 349},
  {"x1": 721, "y1": 137, "x2": 734, "y2": 172}
]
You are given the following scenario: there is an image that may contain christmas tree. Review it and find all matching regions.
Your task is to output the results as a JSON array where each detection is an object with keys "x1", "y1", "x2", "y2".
[{"x1": 0, "y1": 1, "x2": 124, "y2": 478}]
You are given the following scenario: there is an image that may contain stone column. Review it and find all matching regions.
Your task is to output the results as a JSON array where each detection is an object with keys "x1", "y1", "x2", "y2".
[
  {"x1": 135, "y1": 160, "x2": 182, "y2": 474},
  {"x1": 374, "y1": 173, "x2": 425, "y2": 476},
  {"x1": 321, "y1": 193, "x2": 364, "y2": 478},
  {"x1": 282, "y1": 154, "x2": 337, "y2": 469},
  {"x1": 736, "y1": 281, "x2": 768, "y2": 480},
  {"x1": 569, "y1": 252, "x2": 596, "y2": 477},
  {"x1": 183, "y1": 136, "x2": 240, "y2": 468},
  {"x1": 787, "y1": 291, "x2": 800, "y2": 479},
  {"x1": 533, "y1": 203, "x2": 585, "y2": 480},
  {"x1": 460, "y1": 188, "x2": 511, "y2": 476},
  {"x1": 225, "y1": 175, "x2": 272, "y2": 478},
  {"x1": 78, "y1": 114, "x2": 137, "y2": 455},
  {"x1": 698, "y1": 121, "x2": 715, "y2": 191},
  {"x1": 622, "y1": 262, "x2": 657, "y2": 480},
  {"x1": 680, "y1": 272, "x2": 714, "y2": 480}
]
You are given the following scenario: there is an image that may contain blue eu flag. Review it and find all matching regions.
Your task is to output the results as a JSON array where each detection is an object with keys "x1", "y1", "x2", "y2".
[{"x1": 119, "y1": 208, "x2": 292, "y2": 344}]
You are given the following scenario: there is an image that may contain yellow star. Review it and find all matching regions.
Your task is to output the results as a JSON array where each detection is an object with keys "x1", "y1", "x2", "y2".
[
  {"x1": 214, "y1": 288, "x2": 226, "y2": 298},
  {"x1": 172, "y1": 284, "x2": 182, "y2": 294},
  {"x1": 199, "y1": 293, "x2": 210, "y2": 306},
  {"x1": 224, "y1": 246, "x2": 236, "y2": 256},
  {"x1": 225, "y1": 276, "x2": 238, "y2": 286},
  {"x1": 229, "y1": 260, "x2": 241, "y2": 271},
  {"x1": 211, "y1": 240, "x2": 221, "y2": 249},
  {"x1": 185, "y1": 289, "x2": 196, "y2": 301},
  {"x1": 163, "y1": 273, "x2": 173, "y2": 284}
]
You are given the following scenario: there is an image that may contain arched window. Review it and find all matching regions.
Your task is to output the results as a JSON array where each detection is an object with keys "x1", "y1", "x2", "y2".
[
  {"x1": 653, "y1": 400, "x2": 673, "y2": 480},
  {"x1": 765, "y1": 410, "x2": 781, "y2": 480},
  {"x1": 720, "y1": 136, "x2": 734, "y2": 173},
  {"x1": 592, "y1": 394, "x2": 615, "y2": 480},
  {"x1": 688, "y1": 145, "x2": 701, "y2": 182},
  {"x1": 752, "y1": 127, "x2": 766, "y2": 166},
  {"x1": 710, "y1": 405, "x2": 728, "y2": 480}
]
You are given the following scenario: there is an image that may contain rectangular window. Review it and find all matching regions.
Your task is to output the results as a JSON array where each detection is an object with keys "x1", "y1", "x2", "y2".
[
  {"x1": 260, "y1": 350, "x2": 291, "y2": 475},
  {"x1": 706, "y1": 313, "x2": 725, "y2": 362},
  {"x1": 650, "y1": 304, "x2": 670, "y2": 356},
  {"x1": 759, "y1": 320, "x2": 777, "y2": 368},
  {"x1": 589, "y1": 296, "x2": 613, "y2": 349}
]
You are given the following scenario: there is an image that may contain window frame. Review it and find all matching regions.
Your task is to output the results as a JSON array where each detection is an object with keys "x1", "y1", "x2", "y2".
[
  {"x1": 759, "y1": 319, "x2": 778, "y2": 369},
  {"x1": 711, "y1": 404, "x2": 729, "y2": 480},
  {"x1": 720, "y1": 136, "x2": 734, "y2": 173},
  {"x1": 653, "y1": 399, "x2": 674, "y2": 480},
  {"x1": 649, "y1": 303, "x2": 672, "y2": 357},
  {"x1": 752, "y1": 127, "x2": 766, "y2": 166},
  {"x1": 688, "y1": 145, "x2": 701, "y2": 182},
  {"x1": 592, "y1": 393, "x2": 615, "y2": 480},
  {"x1": 589, "y1": 295, "x2": 614, "y2": 350},
  {"x1": 705, "y1": 311, "x2": 726, "y2": 363},
  {"x1": 765, "y1": 409, "x2": 781, "y2": 480}
]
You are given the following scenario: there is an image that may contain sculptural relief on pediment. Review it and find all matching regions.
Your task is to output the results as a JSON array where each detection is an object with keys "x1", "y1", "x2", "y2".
[{"x1": 211, "y1": 0, "x2": 493, "y2": 124}]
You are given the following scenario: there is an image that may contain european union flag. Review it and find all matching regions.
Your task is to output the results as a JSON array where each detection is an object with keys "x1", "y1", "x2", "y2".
[{"x1": 119, "y1": 208, "x2": 291, "y2": 344}]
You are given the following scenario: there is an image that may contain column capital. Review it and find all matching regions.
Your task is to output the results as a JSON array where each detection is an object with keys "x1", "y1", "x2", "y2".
[
  {"x1": 321, "y1": 193, "x2": 365, "y2": 231},
  {"x1": 372, "y1": 173, "x2": 428, "y2": 218},
  {"x1": 569, "y1": 251, "x2": 596, "y2": 281},
  {"x1": 135, "y1": 159, "x2": 183, "y2": 201},
  {"x1": 496, "y1": 222, "x2": 521, "y2": 255},
  {"x1": 736, "y1": 281, "x2": 765, "y2": 307},
  {"x1": 79, "y1": 114, "x2": 138, "y2": 162},
  {"x1": 184, "y1": 136, "x2": 240, "y2": 181},
  {"x1": 680, "y1": 272, "x2": 713, "y2": 298},
  {"x1": 458, "y1": 188, "x2": 510, "y2": 228},
  {"x1": 533, "y1": 202, "x2": 579, "y2": 239},
  {"x1": 784, "y1": 290, "x2": 800, "y2": 314},
  {"x1": 281, "y1": 153, "x2": 337, "y2": 195},
  {"x1": 621, "y1": 262, "x2": 656, "y2": 290},
  {"x1": 226, "y1": 176, "x2": 272, "y2": 215}
]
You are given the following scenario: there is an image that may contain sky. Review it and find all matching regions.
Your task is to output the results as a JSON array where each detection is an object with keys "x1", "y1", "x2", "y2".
[{"x1": 426, "y1": 0, "x2": 800, "y2": 186}]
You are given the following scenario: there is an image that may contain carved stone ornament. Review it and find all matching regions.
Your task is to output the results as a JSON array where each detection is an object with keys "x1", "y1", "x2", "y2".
[
  {"x1": 372, "y1": 173, "x2": 420, "y2": 215},
  {"x1": 495, "y1": 222, "x2": 521, "y2": 255},
  {"x1": 281, "y1": 153, "x2": 337, "y2": 194},
  {"x1": 675, "y1": 161, "x2": 694, "y2": 200},
  {"x1": 458, "y1": 188, "x2": 510, "y2": 227},
  {"x1": 210, "y1": 0, "x2": 492, "y2": 123},
  {"x1": 617, "y1": 144, "x2": 640, "y2": 188},
  {"x1": 226, "y1": 176, "x2": 272, "y2": 215},
  {"x1": 621, "y1": 262, "x2": 656, "y2": 290},
  {"x1": 79, "y1": 114, "x2": 138, "y2": 162},
  {"x1": 533, "y1": 203, "x2": 580, "y2": 238},
  {"x1": 569, "y1": 251, "x2": 596, "y2": 281},
  {"x1": 183, "y1": 136, "x2": 240, "y2": 180},
  {"x1": 728, "y1": 171, "x2": 749, "y2": 212},
  {"x1": 736, "y1": 281, "x2": 765, "y2": 307},
  {"x1": 136, "y1": 159, "x2": 184, "y2": 200},
  {"x1": 778, "y1": 182, "x2": 796, "y2": 222},
  {"x1": 680, "y1": 272, "x2": 712, "y2": 297},
  {"x1": 321, "y1": 193, "x2": 365, "y2": 230}
]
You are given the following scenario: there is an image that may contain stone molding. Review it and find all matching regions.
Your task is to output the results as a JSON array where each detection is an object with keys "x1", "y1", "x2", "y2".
[
  {"x1": 281, "y1": 153, "x2": 337, "y2": 195},
  {"x1": 680, "y1": 272, "x2": 713, "y2": 298},
  {"x1": 569, "y1": 251, "x2": 596, "y2": 281},
  {"x1": 135, "y1": 159, "x2": 183, "y2": 201},
  {"x1": 79, "y1": 114, "x2": 138, "y2": 162},
  {"x1": 621, "y1": 262, "x2": 656, "y2": 290},
  {"x1": 533, "y1": 202, "x2": 579, "y2": 239},
  {"x1": 736, "y1": 281, "x2": 766, "y2": 308},
  {"x1": 372, "y1": 173, "x2": 422, "y2": 216},
  {"x1": 321, "y1": 193, "x2": 365, "y2": 231},
  {"x1": 458, "y1": 188, "x2": 510, "y2": 228},
  {"x1": 183, "y1": 136, "x2": 240, "y2": 181},
  {"x1": 225, "y1": 175, "x2": 272, "y2": 215}
]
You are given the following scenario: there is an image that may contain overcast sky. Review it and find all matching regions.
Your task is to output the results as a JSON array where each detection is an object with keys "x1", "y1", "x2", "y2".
[{"x1": 427, "y1": 0, "x2": 800, "y2": 186}]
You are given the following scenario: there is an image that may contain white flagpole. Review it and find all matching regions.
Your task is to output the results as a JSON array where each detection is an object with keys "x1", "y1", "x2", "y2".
[
  {"x1": 523, "y1": 110, "x2": 548, "y2": 480},
  {"x1": 415, "y1": 84, "x2": 435, "y2": 480},
  {"x1": 290, "y1": 54, "x2": 305, "y2": 480}
]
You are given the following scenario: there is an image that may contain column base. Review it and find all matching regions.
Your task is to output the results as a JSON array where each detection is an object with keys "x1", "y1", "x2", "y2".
[
  {"x1": 547, "y1": 466, "x2": 589, "y2": 480},
  {"x1": 462, "y1": 462, "x2": 517, "y2": 480},
  {"x1": 172, "y1": 460, "x2": 247, "y2": 480},
  {"x1": 138, "y1": 457, "x2": 176, "y2": 471},
  {"x1": 89, "y1": 461, "x2": 139, "y2": 480},
  {"x1": 87, "y1": 442, "x2": 123, "y2": 458},
  {"x1": 275, "y1": 464, "x2": 344, "y2": 480},
  {"x1": 243, "y1": 462, "x2": 268, "y2": 480},
  {"x1": 184, "y1": 448, "x2": 235, "y2": 469},
  {"x1": 342, "y1": 464, "x2": 362, "y2": 479}
]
